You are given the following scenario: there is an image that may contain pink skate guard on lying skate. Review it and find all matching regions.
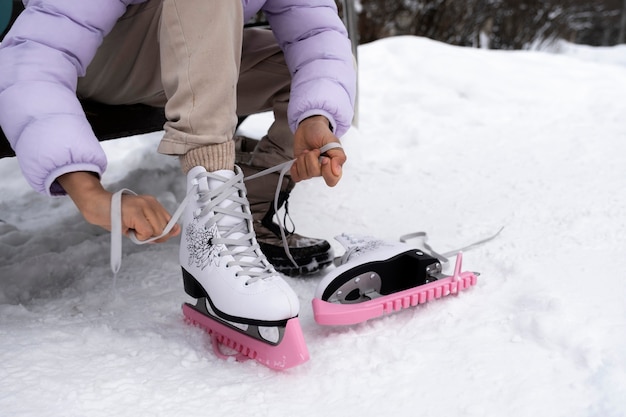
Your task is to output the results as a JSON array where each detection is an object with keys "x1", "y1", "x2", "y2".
[
  {"x1": 313, "y1": 252, "x2": 478, "y2": 326},
  {"x1": 182, "y1": 303, "x2": 309, "y2": 370}
]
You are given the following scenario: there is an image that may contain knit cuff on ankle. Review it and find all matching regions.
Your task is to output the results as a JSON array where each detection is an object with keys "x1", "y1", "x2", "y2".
[{"x1": 180, "y1": 141, "x2": 236, "y2": 173}]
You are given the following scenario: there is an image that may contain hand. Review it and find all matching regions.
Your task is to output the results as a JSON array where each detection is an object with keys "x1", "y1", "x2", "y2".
[
  {"x1": 57, "y1": 172, "x2": 181, "y2": 243},
  {"x1": 291, "y1": 115, "x2": 347, "y2": 187}
]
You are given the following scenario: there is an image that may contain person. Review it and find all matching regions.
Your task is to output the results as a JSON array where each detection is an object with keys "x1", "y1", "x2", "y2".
[{"x1": 0, "y1": 1, "x2": 356, "y2": 332}]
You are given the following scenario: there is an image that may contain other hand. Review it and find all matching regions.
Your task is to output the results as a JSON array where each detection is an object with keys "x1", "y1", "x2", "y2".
[
  {"x1": 291, "y1": 115, "x2": 347, "y2": 187},
  {"x1": 57, "y1": 172, "x2": 180, "y2": 243}
]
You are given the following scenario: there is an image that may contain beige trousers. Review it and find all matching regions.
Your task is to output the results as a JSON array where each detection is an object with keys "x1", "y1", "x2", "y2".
[{"x1": 77, "y1": 0, "x2": 294, "y2": 172}]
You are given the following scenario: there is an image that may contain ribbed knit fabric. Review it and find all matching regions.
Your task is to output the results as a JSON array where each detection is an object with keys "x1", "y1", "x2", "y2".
[{"x1": 180, "y1": 140, "x2": 235, "y2": 174}]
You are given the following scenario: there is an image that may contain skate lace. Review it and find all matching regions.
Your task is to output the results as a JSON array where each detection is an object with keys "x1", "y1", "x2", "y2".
[
  {"x1": 398, "y1": 227, "x2": 505, "y2": 263},
  {"x1": 244, "y1": 142, "x2": 343, "y2": 268},
  {"x1": 192, "y1": 169, "x2": 274, "y2": 283},
  {"x1": 109, "y1": 143, "x2": 342, "y2": 284}
]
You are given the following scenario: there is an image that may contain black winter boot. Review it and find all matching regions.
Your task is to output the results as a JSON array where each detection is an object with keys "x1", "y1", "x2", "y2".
[{"x1": 236, "y1": 137, "x2": 334, "y2": 276}]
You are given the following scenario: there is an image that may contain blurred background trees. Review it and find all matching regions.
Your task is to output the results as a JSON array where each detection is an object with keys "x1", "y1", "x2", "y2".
[
  {"x1": 3, "y1": 1, "x2": 626, "y2": 50},
  {"x1": 343, "y1": 0, "x2": 626, "y2": 49}
]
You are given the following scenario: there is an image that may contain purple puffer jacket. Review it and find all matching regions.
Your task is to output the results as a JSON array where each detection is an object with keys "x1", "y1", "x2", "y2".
[{"x1": 0, "y1": 0, "x2": 356, "y2": 195}]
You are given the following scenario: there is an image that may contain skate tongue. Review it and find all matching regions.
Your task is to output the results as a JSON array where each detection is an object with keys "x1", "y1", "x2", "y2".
[
  {"x1": 201, "y1": 168, "x2": 272, "y2": 279},
  {"x1": 186, "y1": 166, "x2": 242, "y2": 225},
  {"x1": 204, "y1": 169, "x2": 246, "y2": 229}
]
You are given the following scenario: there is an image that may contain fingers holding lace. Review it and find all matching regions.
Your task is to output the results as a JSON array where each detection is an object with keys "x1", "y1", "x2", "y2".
[
  {"x1": 120, "y1": 194, "x2": 180, "y2": 243},
  {"x1": 291, "y1": 149, "x2": 321, "y2": 182},
  {"x1": 291, "y1": 143, "x2": 346, "y2": 186},
  {"x1": 292, "y1": 115, "x2": 346, "y2": 186},
  {"x1": 320, "y1": 146, "x2": 346, "y2": 187}
]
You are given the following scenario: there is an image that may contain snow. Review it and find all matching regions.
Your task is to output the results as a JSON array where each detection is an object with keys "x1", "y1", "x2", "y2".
[{"x1": 1, "y1": 36, "x2": 626, "y2": 416}]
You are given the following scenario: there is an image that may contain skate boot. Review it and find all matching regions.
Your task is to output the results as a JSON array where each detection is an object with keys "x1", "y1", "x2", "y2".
[
  {"x1": 312, "y1": 234, "x2": 479, "y2": 326},
  {"x1": 236, "y1": 136, "x2": 334, "y2": 276},
  {"x1": 180, "y1": 165, "x2": 309, "y2": 369}
]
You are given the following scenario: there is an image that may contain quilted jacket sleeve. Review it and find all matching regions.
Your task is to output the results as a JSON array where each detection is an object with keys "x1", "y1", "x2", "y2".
[
  {"x1": 262, "y1": 0, "x2": 356, "y2": 138},
  {"x1": 0, "y1": 0, "x2": 138, "y2": 195}
]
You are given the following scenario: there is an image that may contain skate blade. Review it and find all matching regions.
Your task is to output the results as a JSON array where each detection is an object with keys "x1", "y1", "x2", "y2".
[
  {"x1": 313, "y1": 252, "x2": 478, "y2": 326},
  {"x1": 182, "y1": 303, "x2": 309, "y2": 370}
]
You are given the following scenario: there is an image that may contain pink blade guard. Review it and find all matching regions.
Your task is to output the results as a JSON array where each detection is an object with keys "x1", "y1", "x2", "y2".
[
  {"x1": 313, "y1": 271, "x2": 478, "y2": 326},
  {"x1": 183, "y1": 303, "x2": 309, "y2": 370}
]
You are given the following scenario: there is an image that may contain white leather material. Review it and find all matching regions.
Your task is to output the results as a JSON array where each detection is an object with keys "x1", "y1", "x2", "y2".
[
  {"x1": 314, "y1": 234, "x2": 413, "y2": 299},
  {"x1": 180, "y1": 166, "x2": 299, "y2": 322}
]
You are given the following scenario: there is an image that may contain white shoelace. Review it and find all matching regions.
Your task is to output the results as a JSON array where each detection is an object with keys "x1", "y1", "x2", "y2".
[
  {"x1": 110, "y1": 143, "x2": 343, "y2": 283},
  {"x1": 192, "y1": 169, "x2": 273, "y2": 283},
  {"x1": 399, "y1": 227, "x2": 505, "y2": 264},
  {"x1": 244, "y1": 142, "x2": 343, "y2": 268}
]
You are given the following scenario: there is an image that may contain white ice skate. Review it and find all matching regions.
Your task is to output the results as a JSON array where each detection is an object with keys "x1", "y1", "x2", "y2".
[
  {"x1": 312, "y1": 234, "x2": 479, "y2": 326},
  {"x1": 179, "y1": 167, "x2": 308, "y2": 369}
]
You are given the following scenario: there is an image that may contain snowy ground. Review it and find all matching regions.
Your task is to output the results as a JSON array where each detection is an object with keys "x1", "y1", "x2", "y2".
[{"x1": 1, "y1": 36, "x2": 626, "y2": 417}]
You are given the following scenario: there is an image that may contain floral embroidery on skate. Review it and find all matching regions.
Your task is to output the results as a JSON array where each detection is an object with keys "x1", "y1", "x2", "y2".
[
  {"x1": 336, "y1": 233, "x2": 393, "y2": 264},
  {"x1": 186, "y1": 221, "x2": 223, "y2": 270}
]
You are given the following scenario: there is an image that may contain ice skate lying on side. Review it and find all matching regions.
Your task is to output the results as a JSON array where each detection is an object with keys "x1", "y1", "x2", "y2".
[{"x1": 312, "y1": 234, "x2": 478, "y2": 326}]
